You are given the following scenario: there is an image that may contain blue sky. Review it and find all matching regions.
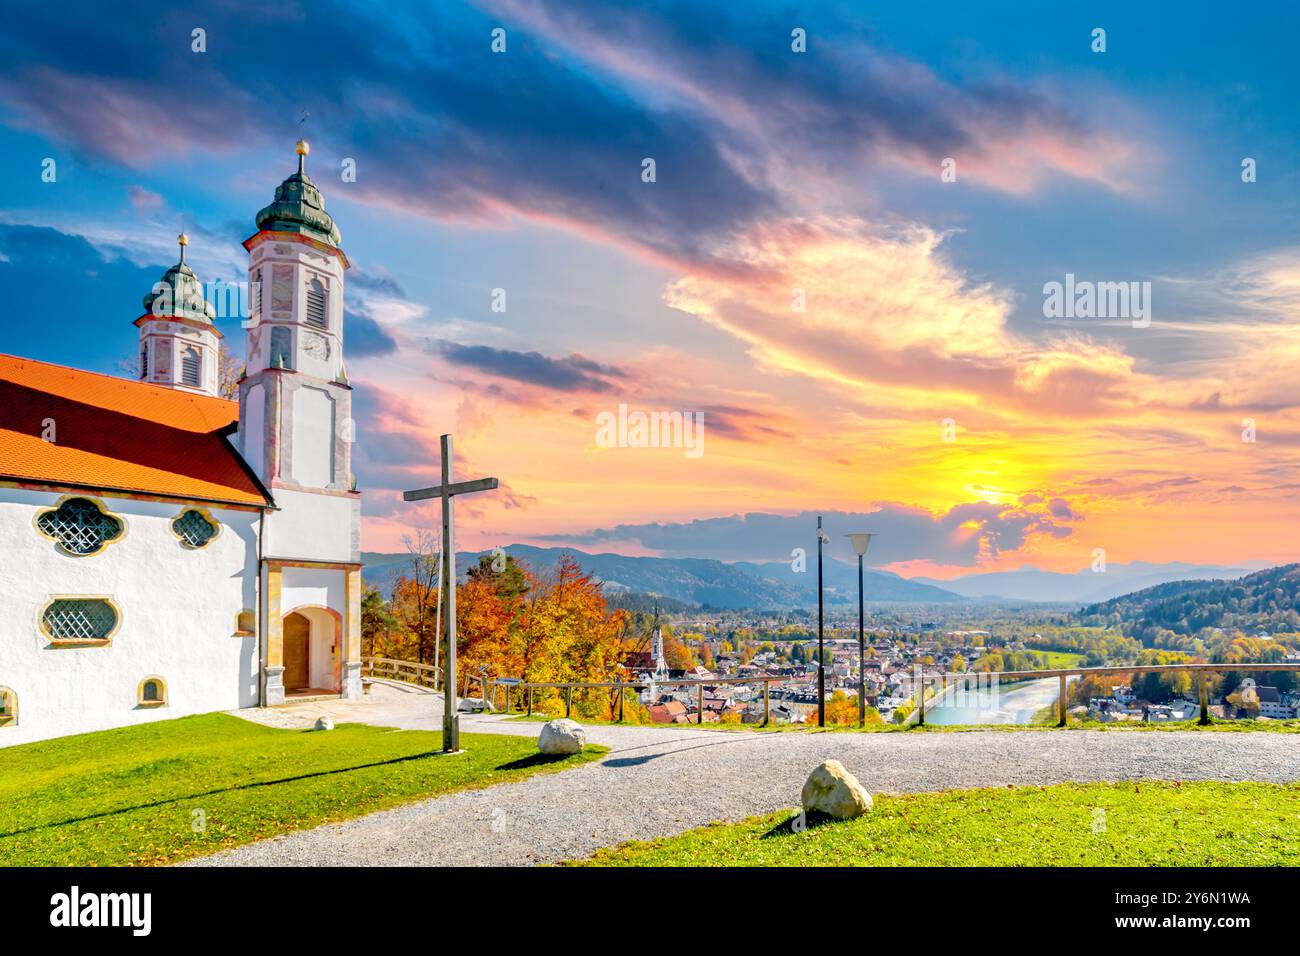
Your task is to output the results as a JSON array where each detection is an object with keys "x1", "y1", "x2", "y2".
[{"x1": 1, "y1": 1, "x2": 1297, "y2": 569}]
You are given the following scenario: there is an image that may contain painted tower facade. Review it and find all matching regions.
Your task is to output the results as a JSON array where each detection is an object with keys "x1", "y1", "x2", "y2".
[
  {"x1": 134, "y1": 233, "x2": 222, "y2": 397},
  {"x1": 237, "y1": 140, "x2": 363, "y2": 705}
]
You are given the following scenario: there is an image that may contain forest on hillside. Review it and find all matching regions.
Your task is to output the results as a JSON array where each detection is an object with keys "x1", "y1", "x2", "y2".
[{"x1": 1078, "y1": 564, "x2": 1300, "y2": 643}]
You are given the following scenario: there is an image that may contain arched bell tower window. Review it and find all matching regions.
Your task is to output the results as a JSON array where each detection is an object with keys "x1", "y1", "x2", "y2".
[
  {"x1": 181, "y1": 346, "x2": 202, "y2": 388},
  {"x1": 141, "y1": 344, "x2": 149, "y2": 380},
  {"x1": 270, "y1": 326, "x2": 293, "y2": 369},
  {"x1": 35, "y1": 497, "x2": 124, "y2": 556},
  {"x1": 306, "y1": 277, "x2": 328, "y2": 329}
]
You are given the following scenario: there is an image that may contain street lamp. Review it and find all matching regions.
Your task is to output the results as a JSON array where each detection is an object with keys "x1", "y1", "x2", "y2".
[
  {"x1": 845, "y1": 532, "x2": 877, "y2": 728},
  {"x1": 816, "y1": 516, "x2": 829, "y2": 727}
]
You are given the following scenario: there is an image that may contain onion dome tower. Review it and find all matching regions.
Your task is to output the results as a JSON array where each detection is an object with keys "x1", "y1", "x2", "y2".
[
  {"x1": 236, "y1": 139, "x2": 352, "y2": 489},
  {"x1": 134, "y1": 232, "x2": 222, "y2": 396}
]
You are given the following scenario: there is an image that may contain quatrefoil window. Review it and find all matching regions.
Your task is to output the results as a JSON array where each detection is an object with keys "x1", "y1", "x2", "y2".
[
  {"x1": 172, "y1": 509, "x2": 219, "y2": 549},
  {"x1": 35, "y1": 497, "x2": 124, "y2": 556}
]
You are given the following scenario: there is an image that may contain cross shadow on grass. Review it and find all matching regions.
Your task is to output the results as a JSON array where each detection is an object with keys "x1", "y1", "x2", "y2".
[{"x1": 0, "y1": 748, "x2": 449, "y2": 840}]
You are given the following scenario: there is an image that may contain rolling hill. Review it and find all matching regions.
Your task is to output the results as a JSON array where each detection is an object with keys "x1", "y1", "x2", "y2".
[{"x1": 1077, "y1": 563, "x2": 1300, "y2": 640}]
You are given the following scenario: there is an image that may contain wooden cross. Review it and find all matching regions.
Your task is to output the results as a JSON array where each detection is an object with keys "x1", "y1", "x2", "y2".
[{"x1": 403, "y1": 434, "x2": 499, "y2": 753}]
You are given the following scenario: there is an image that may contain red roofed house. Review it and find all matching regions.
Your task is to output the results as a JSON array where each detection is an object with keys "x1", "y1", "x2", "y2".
[{"x1": 0, "y1": 141, "x2": 364, "y2": 746}]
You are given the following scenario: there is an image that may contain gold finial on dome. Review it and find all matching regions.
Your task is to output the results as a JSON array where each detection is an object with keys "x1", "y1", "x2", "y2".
[
  {"x1": 295, "y1": 138, "x2": 310, "y2": 156},
  {"x1": 177, "y1": 231, "x2": 189, "y2": 263}
]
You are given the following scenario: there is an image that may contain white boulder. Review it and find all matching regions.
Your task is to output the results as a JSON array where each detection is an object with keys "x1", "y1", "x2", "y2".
[
  {"x1": 538, "y1": 718, "x2": 586, "y2": 755},
  {"x1": 800, "y1": 759, "x2": 872, "y2": 820},
  {"x1": 314, "y1": 716, "x2": 335, "y2": 731},
  {"x1": 458, "y1": 697, "x2": 494, "y2": 713}
]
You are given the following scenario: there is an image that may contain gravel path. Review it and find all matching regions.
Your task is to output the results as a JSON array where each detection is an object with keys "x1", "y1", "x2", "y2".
[{"x1": 190, "y1": 686, "x2": 1300, "y2": 867}]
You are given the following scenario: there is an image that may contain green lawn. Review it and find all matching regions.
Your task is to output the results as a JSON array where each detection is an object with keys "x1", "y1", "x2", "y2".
[
  {"x1": 0, "y1": 713, "x2": 604, "y2": 866},
  {"x1": 572, "y1": 781, "x2": 1300, "y2": 866},
  {"x1": 1029, "y1": 650, "x2": 1086, "y2": 668}
]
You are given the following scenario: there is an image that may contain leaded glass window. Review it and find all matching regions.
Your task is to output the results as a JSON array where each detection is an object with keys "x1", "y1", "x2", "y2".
[
  {"x1": 172, "y1": 509, "x2": 218, "y2": 548},
  {"x1": 42, "y1": 599, "x2": 118, "y2": 642},
  {"x1": 36, "y1": 498, "x2": 123, "y2": 555}
]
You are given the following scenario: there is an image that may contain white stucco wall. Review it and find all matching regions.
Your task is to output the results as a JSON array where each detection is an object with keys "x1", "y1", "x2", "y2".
[
  {"x1": 264, "y1": 487, "x2": 359, "y2": 563},
  {"x1": 0, "y1": 488, "x2": 260, "y2": 748}
]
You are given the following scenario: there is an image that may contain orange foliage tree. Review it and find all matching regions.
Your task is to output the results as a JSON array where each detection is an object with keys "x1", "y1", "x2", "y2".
[{"x1": 456, "y1": 554, "x2": 630, "y2": 719}]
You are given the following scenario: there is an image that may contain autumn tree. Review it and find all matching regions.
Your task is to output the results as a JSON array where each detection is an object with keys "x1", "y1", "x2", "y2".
[
  {"x1": 391, "y1": 529, "x2": 441, "y2": 668},
  {"x1": 360, "y1": 585, "x2": 398, "y2": 659}
]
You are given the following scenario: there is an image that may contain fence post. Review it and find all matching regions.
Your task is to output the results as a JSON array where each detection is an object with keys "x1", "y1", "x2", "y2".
[
  {"x1": 764, "y1": 680, "x2": 770, "y2": 726},
  {"x1": 698, "y1": 683, "x2": 704, "y2": 725},
  {"x1": 527, "y1": 685, "x2": 533, "y2": 716},
  {"x1": 918, "y1": 675, "x2": 926, "y2": 726},
  {"x1": 618, "y1": 686, "x2": 625, "y2": 723},
  {"x1": 1058, "y1": 673, "x2": 1067, "y2": 727},
  {"x1": 1199, "y1": 671, "x2": 1209, "y2": 725},
  {"x1": 565, "y1": 685, "x2": 573, "y2": 717}
]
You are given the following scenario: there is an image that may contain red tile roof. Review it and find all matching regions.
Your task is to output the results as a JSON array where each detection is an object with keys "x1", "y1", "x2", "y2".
[{"x1": 0, "y1": 354, "x2": 271, "y2": 507}]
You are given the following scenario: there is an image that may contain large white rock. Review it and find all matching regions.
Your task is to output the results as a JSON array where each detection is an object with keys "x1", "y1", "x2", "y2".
[
  {"x1": 800, "y1": 759, "x2": 873, "y2": 820},
  {"x1": 538, "y1": 718, "x2": 586, "y2": 755},
  {"x1": 458, "y1": 697, "x2": 494, "y2": 713},
  {"x1": 314, "y1": 716, "x2": 335, "y2": 731}
]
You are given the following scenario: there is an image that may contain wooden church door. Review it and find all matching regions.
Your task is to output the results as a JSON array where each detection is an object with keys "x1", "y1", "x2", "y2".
[{"x1": 283, "y1": 613, "x2": 310, "y2": 691}]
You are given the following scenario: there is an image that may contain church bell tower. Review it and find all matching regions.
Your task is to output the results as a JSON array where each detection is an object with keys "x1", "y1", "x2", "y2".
[
  {"x1": 238, "y1": 139, "x2": 362, "y2": 707},
  {"x1": 237, "y1": 139, "x2": 352, "y2": 492},
  {"x1": 134, "y1": 233, "x2": 222, "y2": 397}
]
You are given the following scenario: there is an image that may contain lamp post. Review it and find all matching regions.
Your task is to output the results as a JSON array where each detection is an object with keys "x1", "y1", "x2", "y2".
[
  {"x1": 845, "y1": 532, "x2": 876, "y2": 728},
  {"x1": 816, "y1": 516, "x2": 829, "y2": 727}
]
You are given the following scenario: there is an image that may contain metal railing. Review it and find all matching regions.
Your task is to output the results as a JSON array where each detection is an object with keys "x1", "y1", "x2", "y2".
[
  {"x1": 361, "y1": 656, "x2": 1298, "y2": 729},
  {"x1": 912, "y1": 661, "x2": 1300, "y2": 727},
  {"x1": 487, "y1": 675, "x2": 796, "y2": 726}
]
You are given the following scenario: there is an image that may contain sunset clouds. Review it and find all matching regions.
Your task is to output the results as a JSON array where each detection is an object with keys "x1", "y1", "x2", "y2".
[{"x1": 0, "y1": 1, "x2": 1296, "y2": 572}]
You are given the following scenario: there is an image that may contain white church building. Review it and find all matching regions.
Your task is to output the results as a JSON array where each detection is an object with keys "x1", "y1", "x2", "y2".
[{"x1": 0, "y1": 141, "x2": 364, "y2": 746}]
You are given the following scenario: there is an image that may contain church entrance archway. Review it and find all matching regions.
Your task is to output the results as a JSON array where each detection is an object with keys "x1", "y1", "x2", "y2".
[
  {"x1": 283, "y1": 612, "x2": 311, "y2": 691},
  {"x1": 281, "y1": 605, "x2": 343, "y2": 696}
]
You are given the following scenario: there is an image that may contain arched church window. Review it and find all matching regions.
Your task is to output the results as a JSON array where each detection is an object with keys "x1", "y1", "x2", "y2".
[
  {"x1": 35, "y1": 497, "x2": 124, "y2": 556},
  {"x1": 141, "y1": 344, "x2": 149, "y2": 379},
  {"x1": 41, "y1": 598, "x2": 119, "y2": 645},
  {"x1": 137, "y1": 677, "x2": 167, "y2": 707},
  {"x1": 171, "y1": 508, "x2": 219, "y2": 549},
  {"x1": 0, "y1": 687, "x2": 16, "y2": 726},
  {"x1": 306, "y1": 277, "x2": 328, "y2": 329},
  {"x1": 181, "y1": 346, "x2": 202, "y2": 388},
  {"x1": 270, "y1": 326, "x2": 293, "y2": 369}
]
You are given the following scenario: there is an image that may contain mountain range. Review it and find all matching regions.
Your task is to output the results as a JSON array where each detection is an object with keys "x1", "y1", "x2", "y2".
[{"x1": 360, "y1": 545, "x2": 1260, "y2": 609}]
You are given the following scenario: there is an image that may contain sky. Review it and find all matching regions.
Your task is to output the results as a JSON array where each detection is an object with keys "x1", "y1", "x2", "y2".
[{"x1": 0, "y1": 0, "x2": 1297, "y2": 574}]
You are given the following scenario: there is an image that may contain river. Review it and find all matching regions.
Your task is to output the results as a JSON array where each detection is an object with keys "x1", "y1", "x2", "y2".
[{"x1": 925, "y1": 675, "x2": 1070, "y2": 725}]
